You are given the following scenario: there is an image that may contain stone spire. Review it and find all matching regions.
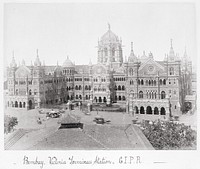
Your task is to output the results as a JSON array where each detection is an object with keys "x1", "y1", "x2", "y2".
[
  {"x1": 34, "y1": 49, "x2": 41, "y2": 66},
  {"x1": 168, "y1": 38, "x2": 176, "y2": 62},
  {"x1": 10, "y1": 51, "x2": 17, "y2": 68}
]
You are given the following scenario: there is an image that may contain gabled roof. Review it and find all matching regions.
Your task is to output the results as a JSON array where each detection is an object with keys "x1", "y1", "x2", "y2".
[{"x1": 139, "y1": 57, "x2": 164, "y2": 72}]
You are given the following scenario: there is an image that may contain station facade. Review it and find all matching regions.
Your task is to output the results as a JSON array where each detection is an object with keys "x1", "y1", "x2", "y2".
[{"x1": 6, "y1": 25, "x2": 193, "y2": 120}]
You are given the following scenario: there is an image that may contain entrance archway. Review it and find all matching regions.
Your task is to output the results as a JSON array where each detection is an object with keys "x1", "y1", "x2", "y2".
[
  {"x1": 146, "y1": 106, "x2": 152, "y2": 114},
  {"x1": 29, "y1": 100, "x2": 33, "y2": 109}
]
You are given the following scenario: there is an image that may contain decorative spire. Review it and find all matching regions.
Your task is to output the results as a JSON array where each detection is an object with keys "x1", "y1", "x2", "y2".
[
  {"x1": 108, "y1": 23, "x2": 110, "y2": 30},
  {"x1": 12, "y1": 50, "x2": 14, "y2": 58},
  {"x1": 36, "y1": 49, "x2": 39, "y2": 57},
  {"x1": 170, "y1": 38, "x2": 173, "y2": 48},
  {"x1": 131, "y1": 42, "x2": 133, "y2": 52}
]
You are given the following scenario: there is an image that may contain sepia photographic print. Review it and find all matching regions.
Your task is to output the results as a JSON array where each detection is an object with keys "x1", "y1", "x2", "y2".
[{"x1": 1, "y1": 1, "x2": 199, "y2": 169}]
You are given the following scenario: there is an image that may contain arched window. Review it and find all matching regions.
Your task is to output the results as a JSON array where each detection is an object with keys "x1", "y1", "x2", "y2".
[
  {"x1": 23, "y1": 102, "x2": 26, "y2": 108},
  {"x1": 104, "y1": 48, "x2": 108, "y2": 56},
  {"x1": 169, "y1": 67, "x2": 174, "y2": 75},
  {"x1": 163, "y1": 79, "x2": 166, "y2": 85},
  {"x1": 139, "y1": 91, "x2": 143, "y2": 98},
  {"x1": 140, "y1": 106, "x2": 145, "y2": 114},
  {"x1": 160, "y1": 107, "x2": 166, "y2": 115},
  {"x1": 154, "y1": 107, "x2": 159, "y2": 115},
  {"x1": 75, "y1": 85, "x2": 78, "y2": 90},
  {"x1": 88, "y1": 85, "x2": 91, "y2": 90},
  {"x1": 146, "y1": 80, "x2": 148, "y2": 86},
  {"x1": 119, "y1": 96, "x2": 121, "y2": 101},
  {"x1": 122, "y1": 96, "x2": 126, "y2": 100},
  {"x1": 29, "y1": 89, "x2": 31, "y2": 95},
  {"x1": 129, "y1": 68, "x2": 133, "y2": 76},
  {"x1": 79, "y1": 85, "x2": 82, "y2": 90},
  {"x1": 85, "y1": 85, "x2": 88, "y2": 90},
  {"x1": 154, "y1": 80, "x2": 156, "y2": 86},
  {"x1": 135, "y1": 106, "x2": 139, "y2": 114},
  {"x1": 149, "y1": 80, "x2": 151, "y2": 86},
  {"x1": 160, "y1": 79, "x2": 163, "y2": 85},
  {"x1": 138, "y1": 79, "x2": 140, "y2": 85},
  {"x1": 118, "y1": 85, "x2": 121, "y2": 90},
  {"x1": 79, "y1": 95, "x2": 82, "y2": 99},
  {"x1": 34, "y1": 89, "x2": 37, "y2": 95},
  {"x1": 161, "y1": 91, "x2": 166, "y2": 99},
  {"x1": 146, "y1": 106, "x2": 152, "y2": 114},
  {"x1": 112, "y1": 48, "x2": 115, "y2": 56},
  {"x1": 76, "y1": 95, "x2": 78, "y2": 99},
  {"x1": 122, "y1": 85, "x2": 125, "y2": 90},
  {"x1": 86, "y1": 95, "x2": 88, "y2": 100},
  {"x1": 141, "y1": 79, "x2": 144, "y2": 85}
]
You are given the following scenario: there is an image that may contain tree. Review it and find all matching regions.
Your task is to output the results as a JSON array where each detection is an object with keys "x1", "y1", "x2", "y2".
[{"x1": 4, "y1": 115, "x2": 18, "y2": 134}]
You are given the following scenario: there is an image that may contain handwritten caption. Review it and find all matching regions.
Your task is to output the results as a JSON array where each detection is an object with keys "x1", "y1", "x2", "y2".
[{"x1": 22, "y1": 155, "x2": 142, "y2": 169}]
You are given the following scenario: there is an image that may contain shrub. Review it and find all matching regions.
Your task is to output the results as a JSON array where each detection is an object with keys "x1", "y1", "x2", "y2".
[
  {"x1": 140, "y1": 120, "x2": 197, "y2": 150},
  {"x1": 4, "y1": 115, "x2": 18, "y2": 134}
]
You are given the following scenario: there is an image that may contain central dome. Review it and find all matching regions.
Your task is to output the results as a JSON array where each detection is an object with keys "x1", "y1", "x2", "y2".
[
  {"x1": 100, "y1": 25, "x2": 119, "y2": 43},
  {"x1": 63, "y1": 56, "x2": 74, "y2": 67}
]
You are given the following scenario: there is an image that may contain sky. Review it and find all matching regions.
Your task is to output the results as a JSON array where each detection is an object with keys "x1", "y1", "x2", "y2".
[{"x1": 4, "y1": 3, "x2": 196, "y2": 67}]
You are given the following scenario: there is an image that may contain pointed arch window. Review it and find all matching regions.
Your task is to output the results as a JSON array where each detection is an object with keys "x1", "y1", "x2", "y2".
[
  {"x1": 169, "y1": 67, "x2": 174, "y2": 75},
  {"x1": 104, "y1": 48, "x2": 108, "y2": 56}
]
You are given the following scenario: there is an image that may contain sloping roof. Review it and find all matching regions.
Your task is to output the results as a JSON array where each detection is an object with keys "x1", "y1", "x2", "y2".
[
  {"x1": 60, "y1": 114, "x2": 80, "y2": 124},
  {"x1": 75, "y1": 65, "x2": 90, "y2": 74}
]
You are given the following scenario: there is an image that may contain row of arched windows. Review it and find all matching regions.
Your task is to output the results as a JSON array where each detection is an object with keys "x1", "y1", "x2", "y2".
[
  {"x1": 138, "y1": 91, "x2": 166, "y2": 99},
  {"x1": 75, "y1": 95, "x2": 90, "y2": 100},
  {"x1": 75, "y1": 85, "x2": 91, "y2": 90},
  {"x1": 115, "y1": 85, "x2": 125, "y2": 91},
  {"x1": 63, "y1": 69, "x2": 73, "y2": 75},
  {"x1": 7, "y1": 101, "x2": 26, "y2": 108},
  {"x1": 134, "y1": 106, "x2": 166, "y2": 115},
  {"x1": 94, "y1": 88, "x2": 106, "y2": 92},
  {"x1": 115, "y1": 95, "x2": 126, "y2": 101},
  {"x1": 114, "y1": 77, "x2": 126, "y2": 81}
]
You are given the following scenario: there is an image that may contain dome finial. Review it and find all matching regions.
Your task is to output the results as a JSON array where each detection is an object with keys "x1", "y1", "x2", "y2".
[
  {"x1": 108, "y1": 23, "x2": 110, "y2": 30},
  {"x1": 36, "y1": 49, "x2": 39, "y2": 57},
  {"x1": 131, "y1": 42, "x2": 133, "y2": 52},
  {"x1": 170, "y1": 38, "x2": 173, "y2": 48},
  {"x1": 12, "y1": 50, "x2": 14, "y2": 58}
]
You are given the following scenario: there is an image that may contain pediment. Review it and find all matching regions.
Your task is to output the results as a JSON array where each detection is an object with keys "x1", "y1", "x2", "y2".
[
  {"x1": 92, "y1": 63, "x2": 107, "y2": 75},
  {"x1": 139, "y1": 58, "x2": 164, "y2": 75},
  {"x1": 15, "y1": 65, "x2": 31, "y2": 78},
  {"x1": 115, "y1": 65, "x2": 125, "y2": 74}
]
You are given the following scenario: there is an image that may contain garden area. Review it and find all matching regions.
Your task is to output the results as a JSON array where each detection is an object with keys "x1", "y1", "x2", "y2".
[{"x1": 140, "y1": 120, "x2": 197, "y2": 150}]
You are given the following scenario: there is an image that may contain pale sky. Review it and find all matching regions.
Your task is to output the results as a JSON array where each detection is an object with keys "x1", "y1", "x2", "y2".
[{"x1": 4, "y1": 3, "x2": 196, "y2": 67}]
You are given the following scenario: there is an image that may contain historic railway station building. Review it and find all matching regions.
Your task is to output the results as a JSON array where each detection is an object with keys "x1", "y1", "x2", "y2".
[{"x1": 5, "y1": 25, "x2": 194, "y2": 120}]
